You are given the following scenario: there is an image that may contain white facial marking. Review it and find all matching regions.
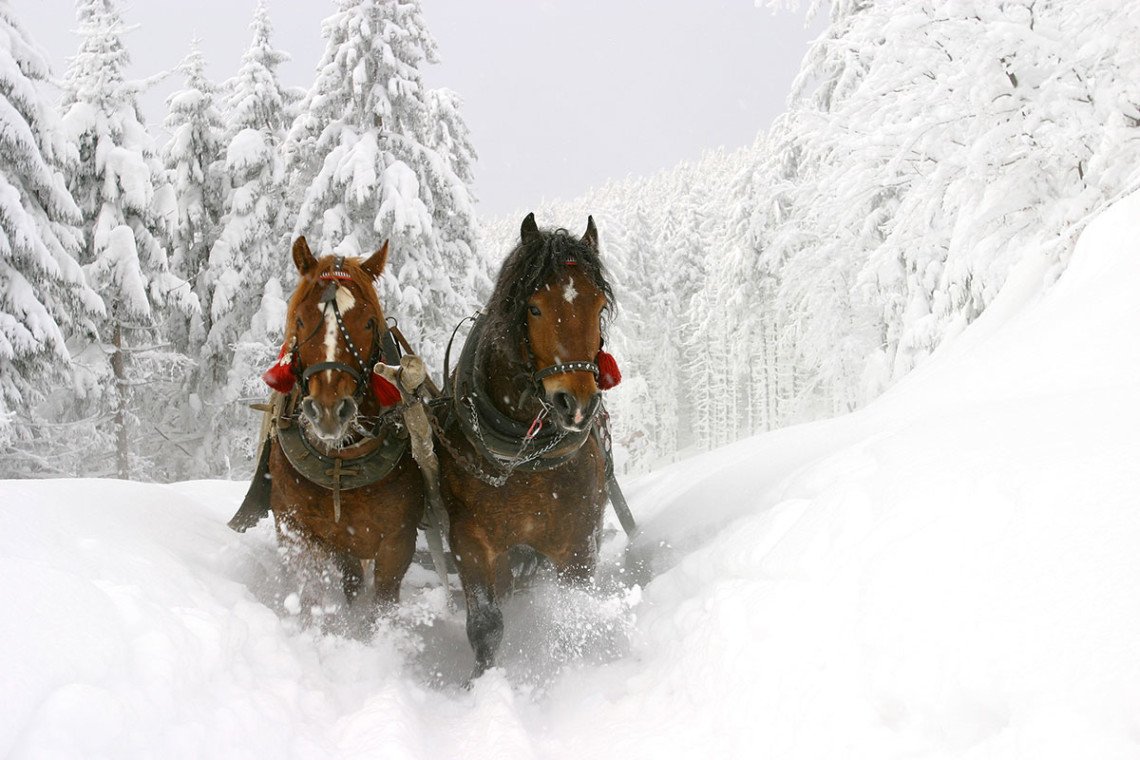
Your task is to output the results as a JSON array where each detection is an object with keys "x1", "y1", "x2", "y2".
[
  {"x1": 563, "y1": 277, "x2": 578, "y2": 304},
  {"x1": 335, "y1": 287, "x2": 356, "y2": 313},
  {"x1": 322, "y1": 310, "x2": 338, "y2": 367},
  {"x1": 321, "y1": 286, "x2": 357, "y2": 374}
]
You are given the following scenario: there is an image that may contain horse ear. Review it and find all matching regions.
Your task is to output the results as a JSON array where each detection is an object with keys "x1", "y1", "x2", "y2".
[
  {"x1": 362, "y1": 240, "x2": 389, "y2": 278},
  {"x1": 581, "y1": 215, "x2": 598, "y2": 251},
  {"x1": 521, "y1": 212, "x2": 540, "y2": 245},
  {"x1": 292, "y1": 236, "x2": 317, "y2": 275}
]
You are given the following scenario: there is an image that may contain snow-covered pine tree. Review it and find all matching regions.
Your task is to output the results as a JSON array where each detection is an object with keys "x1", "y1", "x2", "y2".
[
  {"x1": 602, "y1": 191, "x2": 667, "y2": 470},
  {"x1": 760, "y1": 0, "x2": 1140, "y2": 412},
  {"x1": 283, "y1": 0, "x2": 486, "y2": 371},
  {"x1": 477, "y1": 1, "x2": 1140, "y2": 471},
  {"x1": 0, "y1": 6, "x2": 102, "y2": 467},
  {"x1": 686, "y1": 148, "x2": 757, "y2": 451},
  {"x1": 162, "y1": 40, "x2": 225, "y2": 359},
  {"x1": 60, "y1": 0, "x2": 198, "y2": 479},
  {"x1": 197, "y1": 0, "x2": 293, "y2": 475}
]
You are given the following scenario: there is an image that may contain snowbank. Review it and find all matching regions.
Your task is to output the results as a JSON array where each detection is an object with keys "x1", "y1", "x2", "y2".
[{"x1": 3, "y1": 192, "x2": 1140, "y2": 758}]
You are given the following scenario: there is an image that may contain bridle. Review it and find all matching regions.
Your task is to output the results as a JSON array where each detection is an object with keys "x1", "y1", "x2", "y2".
[
  {"x1": 522, "y1": 258, "x2": 602, "y2": 394},
  {"x1": 437, "y1": 286, "x2": 606, "y2": 485},
  {"x1": 437, "y1": 315, "x2": 589, "y2": 486},
  {"x1": 524, "y1": 332, "x2": 600, "y2": 389},
  {"x1": 292, "y1": 256, "x2": 389, "y2": 402}
]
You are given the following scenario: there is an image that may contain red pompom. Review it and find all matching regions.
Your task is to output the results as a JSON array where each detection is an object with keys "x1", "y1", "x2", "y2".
[
  {"x1": 370, "y1": 372, "x2": 402, "y2": 406},
  {"x1": 596, "y1": 350, "x2": 621, "y2": 390},
  {"x1": 262, "y1": 344, "x2": 297, "y2": 393}
]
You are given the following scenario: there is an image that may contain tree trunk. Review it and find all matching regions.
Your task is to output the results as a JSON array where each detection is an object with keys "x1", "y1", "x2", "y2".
[{"x1": 111, "y1": 321, "x2": 130, "y2": 479}]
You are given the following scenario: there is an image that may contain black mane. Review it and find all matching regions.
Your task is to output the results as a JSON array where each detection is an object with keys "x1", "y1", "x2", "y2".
[{"x1": 479, "y1": 225, "x2": 613, "y2": 363}]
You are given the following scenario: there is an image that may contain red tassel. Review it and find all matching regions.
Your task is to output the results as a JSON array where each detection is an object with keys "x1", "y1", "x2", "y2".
[
  {"x1": 596, "y1": 350, "x2": 621, "y2": 390},
  {"x1": 371, "y1": 372, "x2": 402, "y2": 406},
  {"x1": 262, "y1": 344, "x2": 297, "y2": 393}
]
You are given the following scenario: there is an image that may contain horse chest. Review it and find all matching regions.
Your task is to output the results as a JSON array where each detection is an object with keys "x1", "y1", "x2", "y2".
[
  {"x1": 444, "y1": 435, "x2": 606, "y2": 541},
  {"x1": 269, "y1": 444, "x2": 423, "y2": 556}
]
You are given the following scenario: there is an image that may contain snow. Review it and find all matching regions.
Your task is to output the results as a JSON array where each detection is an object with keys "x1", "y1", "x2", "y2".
[{"x1": 3, "y1": 190, "x2": 1140, "y2": 757}]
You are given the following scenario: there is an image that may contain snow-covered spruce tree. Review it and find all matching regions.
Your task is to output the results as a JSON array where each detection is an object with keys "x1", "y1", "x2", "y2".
[
  {"x1": 752, "y1": 0, "x2": 1140, "y2": 416},
  {"x1": 197, "y1": 0, "x2": 293, "y2": 476},
  {"x1": 489, "y1": 2, "x2": 1140, "y2": 468},
  {"x1": 686, "y1": 145, "x2": 770, "y2": 451},
  {"x1": 60, "y1": 0, "x2": 198, "y2": 480},
  {"x1": 0, "y1": 6, "x2": 102, "y2": 469},
  {"x1": 605, "y1": 191, "x2": 669, "y2": 471},
  {"x1": 283, "y1": 0, "x2": 487, "y2": 371},
  {"x1": 162, "y1": 40, "x2": 225, "y2": 360}
]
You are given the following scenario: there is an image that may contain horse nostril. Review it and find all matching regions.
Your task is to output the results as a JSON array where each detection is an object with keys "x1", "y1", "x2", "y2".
[
  {"x1": 335, "y1": 398, "x2": 356, "y2": 424},
  {"x1": 551, "y1": 390, "x2": 576, "y2": 416},
  {"x1": 302, "y1": 398, "x2": 319, "y2": 423}
]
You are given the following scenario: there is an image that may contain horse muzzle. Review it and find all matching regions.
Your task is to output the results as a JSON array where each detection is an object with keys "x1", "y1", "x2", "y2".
[
  {"x1": 548, "y1": 389, "x2": 600, "y2": 433},
  {"x1": 300, "y1": 395, "x2": 358, "y2": 443}
]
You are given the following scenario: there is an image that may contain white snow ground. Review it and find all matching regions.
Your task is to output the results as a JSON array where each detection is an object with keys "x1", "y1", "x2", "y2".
[{"x1": 3, "y1": 191, "x2": 1140, "y2": 759}]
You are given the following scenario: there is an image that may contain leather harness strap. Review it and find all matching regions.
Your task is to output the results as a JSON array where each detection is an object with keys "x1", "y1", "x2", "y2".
[
  {"x1": 275, "y1": 390, "x2": 407, "y2": 498},
  {"x1": 276, "y1": 257, "x2": 408, "y2": 508},
  {"x1": 448, "y1": 315, "x2": 594, "y2": 474}
]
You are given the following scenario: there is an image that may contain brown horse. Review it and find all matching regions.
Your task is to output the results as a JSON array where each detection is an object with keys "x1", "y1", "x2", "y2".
[
  {"x1": 437, "y1": 213, "x2": 617, "y2": 678},
  {"x1": 260, "y1": 237, "x2": 424, "y2": 620}
]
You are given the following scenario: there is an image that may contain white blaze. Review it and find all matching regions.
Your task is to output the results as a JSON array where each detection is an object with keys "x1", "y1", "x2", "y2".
[{"x1": 321, "y1": 287, "x2": 357, "y2": 373}]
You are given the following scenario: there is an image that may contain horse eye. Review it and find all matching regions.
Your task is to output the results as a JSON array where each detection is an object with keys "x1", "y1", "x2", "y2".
[{"x1": 528, "y1": 305, "x2": 542, "y2": 317}]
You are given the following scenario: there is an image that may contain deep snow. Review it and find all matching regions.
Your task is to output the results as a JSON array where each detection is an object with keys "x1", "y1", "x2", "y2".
[{"x1": 3, "y1": 190, "x2": 1140, "y2": 759}]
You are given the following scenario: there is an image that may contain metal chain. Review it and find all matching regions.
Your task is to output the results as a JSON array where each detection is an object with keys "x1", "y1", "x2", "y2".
[
  {"x1": 464, "y1": 394, "x2": 572, "y2": 470},
  {"x1": 429, "y1": 395, "x2": 602, "y2": 487},
  {"x1": 429, "y1": 406, "x2": 513, "y2": 487}
]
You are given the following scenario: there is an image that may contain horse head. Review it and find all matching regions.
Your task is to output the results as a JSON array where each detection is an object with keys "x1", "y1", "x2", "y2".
[
  {"x1": 285, "y1": 236, "x2": 390, "y2": 445},
  {"x1": 516, "y1": 213, "x2": 614, "y2": 433}
]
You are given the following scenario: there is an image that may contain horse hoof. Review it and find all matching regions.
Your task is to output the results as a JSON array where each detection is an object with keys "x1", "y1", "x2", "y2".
[{"x1": 465, "y1": 661, "x2": 495, "y2": 689}]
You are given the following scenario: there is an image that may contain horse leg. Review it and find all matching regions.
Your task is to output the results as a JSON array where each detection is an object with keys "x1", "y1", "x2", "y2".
[
  {"x1": 549, "y1": 529, "x2": 600, "y2": 587},
  {"x1": 452, "y1": 528, "x2": 503, "y2": 679},
  {"x1": 371, "y1": 525, "x2": 418, "y2": 608},
  {"x1": 276, "y1": 526, "x2": 345, "y2": 626},
  {"x1": 332, "y1": 550, "x2": 365, "y2": 604},
  {"x1": 464, "y1": 583, "x2": 503, "y2": 681}
]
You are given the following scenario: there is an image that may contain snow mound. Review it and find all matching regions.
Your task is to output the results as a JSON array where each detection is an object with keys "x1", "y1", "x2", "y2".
[{"x1": 3, "y1": 192, "x2": 1140, "y2": 758}]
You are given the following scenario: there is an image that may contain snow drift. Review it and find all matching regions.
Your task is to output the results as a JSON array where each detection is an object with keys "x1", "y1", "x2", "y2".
[{"x1": 3, "y1": 190, "x2": 1140, "y2": 758}]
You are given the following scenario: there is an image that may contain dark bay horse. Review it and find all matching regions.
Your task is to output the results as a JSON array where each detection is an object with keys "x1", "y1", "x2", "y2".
[
  {"x1": 259, "y1": 237, "x2": 424, "y2": 619},
  {"x1": 437, "y1": 213, "x2": 617, "y2": 678}
]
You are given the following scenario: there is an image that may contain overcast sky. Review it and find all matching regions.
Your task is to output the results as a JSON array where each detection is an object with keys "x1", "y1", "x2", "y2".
[{"x1": 9, "y1": 0, "x2": 824, "y2": 219}]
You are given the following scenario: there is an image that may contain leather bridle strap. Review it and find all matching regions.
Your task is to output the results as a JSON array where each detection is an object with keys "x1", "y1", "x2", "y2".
[
  {"x1": 301, "y1": 361, "x2": 364, "y2": 387},
  {"x1": 298, "y1": 257, "x2": 381, "y2": 399},
  {"x1": 522, "y1": 319, "x2": 600, "y2": 384},
  {"x1": 532, "y1": 360, "x2": 599, "y2": 383}
]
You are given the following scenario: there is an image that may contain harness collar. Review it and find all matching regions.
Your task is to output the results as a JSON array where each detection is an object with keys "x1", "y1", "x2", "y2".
[{"x1": 451, "y1": 315, "x2": 594, "y2": 471}]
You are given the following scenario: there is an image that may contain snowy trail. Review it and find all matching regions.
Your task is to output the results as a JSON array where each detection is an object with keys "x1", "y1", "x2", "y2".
[{"x1": 4, "y1": 192, "x2": 1140, "y2": 758}]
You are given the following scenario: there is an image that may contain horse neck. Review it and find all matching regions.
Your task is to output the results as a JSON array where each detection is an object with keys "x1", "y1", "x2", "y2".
[{"x1": 478, "y1": 336, "x2": 544, "y2": 424}]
